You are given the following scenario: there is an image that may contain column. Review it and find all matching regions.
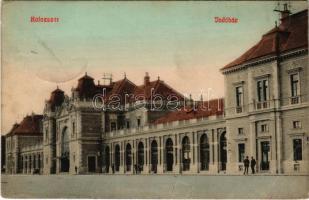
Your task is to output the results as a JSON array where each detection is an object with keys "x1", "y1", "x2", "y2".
[
  {"x1": 120, "y1": 141, "x2": 124, "y2": 174},
  {"x1": 276, "y1": 114, "x2": 283, "y2": 174},
  {"x1": 173, "y1": 134, "x2": 179, "y2": 174},
  {"x1": 157, "y1": 136, "x2": 164, "y2": 174},
  {"x1": 36, "y1": 154, "x2": 39, "y2": 172},
  {"x1": 24, "y1": 157, "x2": 27, "y2": 174},
  {"x1": 14, "y1": 154, "x2": 18, "y2": 174},
  {"x1": 250, "y1": 121, "x2": 257, "y2": 173},
  {"x1": 110, "y1": 143, "x2": 113, "y2": 174},
  {"x1": 214, "y1": 129, "x2": 219, "y2": 174},
  {"x1": 272, "y1": 60, "x2": 282, "y2": 174},
  {"x1": 143, "y1": 138, "x2": 149, "y2": 174},
  {"x1": 192, "y1": 131, "x2": 198, "y2": 173}
]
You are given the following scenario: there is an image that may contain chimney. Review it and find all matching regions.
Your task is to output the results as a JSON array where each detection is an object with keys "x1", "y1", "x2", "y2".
[
  {"x1": 274, "y1": 3, "x2": 291, "y2": 23},
  {"x1": 281, "y1": 3, "x2": 290, "y2": 19},
  {"x1": 144, "y1": 72, "x2": 150, "y2": 86}
]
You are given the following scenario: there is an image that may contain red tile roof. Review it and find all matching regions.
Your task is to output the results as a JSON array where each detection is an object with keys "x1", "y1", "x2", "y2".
[
  {"x1": 7, "y1": 115, "x2": 43, "y2": 136},
  {"x1": 104, "y1": 78, "x2": 137, "y2": 104},
  {"x1": 222, "y1": 9, "x2": 308, "y2": 70},
  {"x1": 153, "y1": 98, "x2": 224, "y2": 124},
  {"x1": 133, "y1": 78, "x2": 185, "y2": 102},
  {"x1": 70, "y1": 73, "x2": 184, "y2": 105}
]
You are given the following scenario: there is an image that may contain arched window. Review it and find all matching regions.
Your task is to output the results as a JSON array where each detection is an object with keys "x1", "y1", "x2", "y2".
[
  {"x1": 200, "y1": 134, "x2": 210, "y2": 171},
  {"x1": 125, "y1": 143, "x2": 132, "y2": 172},
  {"x1": 61, "y1": 127, "x2": 69, "y2": 155},
  {"x1": 60, "y1": 127, "x2": 70, "y2": 172}
]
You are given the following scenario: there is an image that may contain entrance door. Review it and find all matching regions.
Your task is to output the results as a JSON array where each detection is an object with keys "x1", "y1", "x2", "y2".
[
  {"x1": 105, "y1": 146, "x2": 110, "y2": 173},
  {"x1": 260, "y1": 141, "x2": 270, "y2": 171},
  {"x1": 182, "y1": 136, "x2": 190, "y2": 171},
  {"x1": 220, "y1": 133, "x2": 227, "y2": 171},
  {"x1": 165, "y1": 138, "x2": 173, "y2": 172},
  {"x1": 115, "y1": 145, "x2": 120, "y2": 172},
  {"x1": 88, "y1": 156, "x2": 96, "y2": 173},
  {"x1": 200, "y1": 134, "x2": 210, "y2": 171},
  {"x1": 151, "y1": 140, "x2": 158, "y2": 173},
  {"x1": 60, "y1": 156, "x2": 70, "y2": 172},
  {"x1": 138, "y1": 142, "x2": 144, "y2": 172},
  {"x1": 125, "y1": 144, "x2": 132, "y2": 172}
]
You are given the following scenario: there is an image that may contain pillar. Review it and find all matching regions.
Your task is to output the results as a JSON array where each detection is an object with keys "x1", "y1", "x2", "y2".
[
  {"x1": 192, "y1": 131, "x2": 198, "y2": 173},
  {"x1": 209, "y1": 129, "x2": 218, "y2": 173},
  {"x1": 119, "y1": 141, "x2": 125, "y2": 173},
  {"x1": 157, "y1": 136, "x2": 164, "y2": 174},
  {"x1": 250, "y1": 121, "x2": 257, "y2": 173}
]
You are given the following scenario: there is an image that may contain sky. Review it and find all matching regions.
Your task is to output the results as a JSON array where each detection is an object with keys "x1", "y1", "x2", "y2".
[{"x1": 1, "y1": 1, "x2": 307, "y2": 134}]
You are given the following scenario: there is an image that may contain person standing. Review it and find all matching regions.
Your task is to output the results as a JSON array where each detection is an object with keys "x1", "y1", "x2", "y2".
[
  {"x1": 243, "y1": 156, "x2": 249, "y2": 175},
  {"x1": 75, "y1": 166, "x2": 78, "y2": 174},
  {"x1": 251, "y1": 157, "x2": 256, "y2": 174}
]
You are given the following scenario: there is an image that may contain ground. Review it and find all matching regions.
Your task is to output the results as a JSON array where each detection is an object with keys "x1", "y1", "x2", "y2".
[{"x1": 1, "y1": 174, "x2": 308, "y2": 199}]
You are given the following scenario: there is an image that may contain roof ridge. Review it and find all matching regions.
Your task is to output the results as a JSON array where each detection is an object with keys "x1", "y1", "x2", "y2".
[{"x1": 221, "y1": 9, "x2": 307, "y2": 71}]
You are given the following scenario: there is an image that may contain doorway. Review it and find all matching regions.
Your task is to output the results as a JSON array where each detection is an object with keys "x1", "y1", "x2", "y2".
[
  {"x1": 165, "y1": 138, "x2": 173, "y2": 172},
  {"x1": 260, "y1": 141, "x2": 270, "y2": 171},
  {"x1": 88, "y1": 156, "x2": 96, "y2": 173},
  {"x1": 151, "y1": 140, "x2": 158, "y2": 173},
  {"x1": 219, "y1": 132, "x2": 227, "y2": 171}
]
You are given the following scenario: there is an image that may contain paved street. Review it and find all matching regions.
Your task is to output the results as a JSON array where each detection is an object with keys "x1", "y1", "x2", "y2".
[{"x1": 1, "y1": 174, "x2": 308, "y2": 199}]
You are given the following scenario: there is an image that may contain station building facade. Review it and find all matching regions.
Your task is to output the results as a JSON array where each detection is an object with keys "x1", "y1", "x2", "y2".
[{"x1": 4, "y1": 9, "x2": 308, "y2": 175}]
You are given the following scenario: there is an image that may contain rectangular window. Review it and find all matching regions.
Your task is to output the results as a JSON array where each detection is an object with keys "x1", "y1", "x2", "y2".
[
  {"x1": 111, "y1": 122, "x2": 116, "y2": 131},
  {"x1": 257, "y1": 80, "x2": 268, "y2": 102},
  {"x1": 72, "y1": 122, "x2": 76, "y2": 136},
  {"x1": 290, "y1": 74, "x2": 300, "y2": 104},
  {"x1": 261, "y1": 124, "x2": 268, "y2": 133},
  {"x1": 290, "y1": 74, "x2": 299, "y2": 97},
  {"x1": 137, "y1": 118, "x2": 141, "y2": 127},
  {"x1": 238, "y1": 128, "x2": 244, "y2": 135},
  {"x1": 235, "y1": 86, "x2": 243, "y2": 107},
  {"x1": 126, "y1": 121, "x2": 130, "y2": 129},
  {"x1": 238, "y1": 143, "x2": 245, "y2": 162},
  {"x1": 293, "y1": 139, "x2": 302, "y2": 161},
  {"x1": 293, "y1": 121, "x2": 301, "y2": 129}
]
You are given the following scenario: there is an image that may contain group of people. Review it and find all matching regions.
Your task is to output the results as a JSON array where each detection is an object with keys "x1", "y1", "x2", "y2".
[{"x1": 243, "y1": 156, "x2": 256, "y2": 175}]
